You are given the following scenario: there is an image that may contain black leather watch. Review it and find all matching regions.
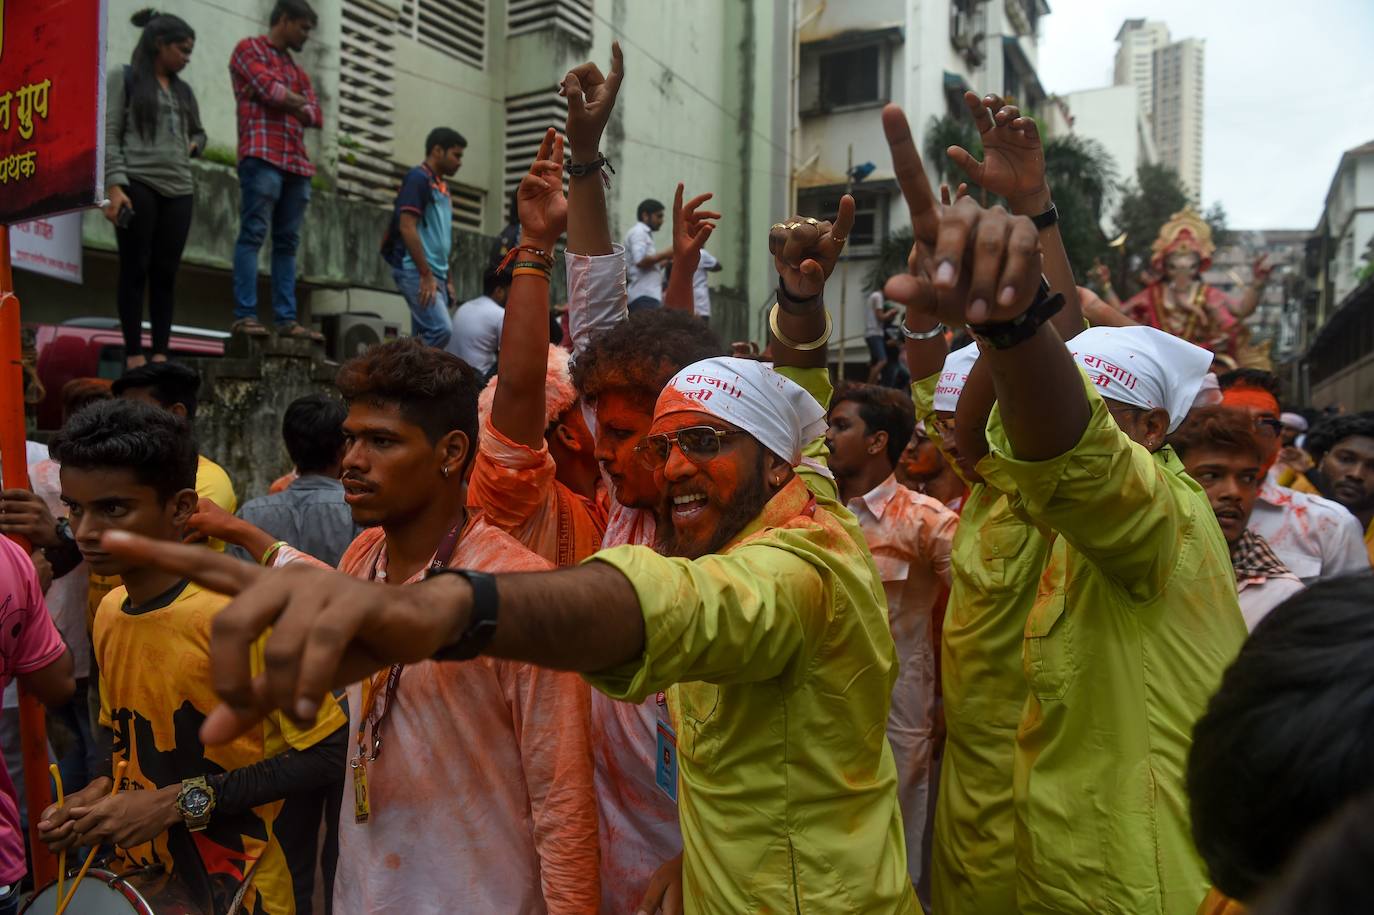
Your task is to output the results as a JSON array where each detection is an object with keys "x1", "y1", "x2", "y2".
[
  {"x1": 428, "y1": 568, "x2": 500, "y2": 662},
  {"x1": 967, "y1": 281, "x2": 1065, "y2": 350},
  {"x1": 1031, "y1": 203, "x2": 1058, "y2": 230}
]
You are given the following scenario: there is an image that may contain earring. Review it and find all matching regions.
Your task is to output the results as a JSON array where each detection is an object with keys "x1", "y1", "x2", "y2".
[{"x1": 442, "y1": 466, "x2": 450, "y2": 479}]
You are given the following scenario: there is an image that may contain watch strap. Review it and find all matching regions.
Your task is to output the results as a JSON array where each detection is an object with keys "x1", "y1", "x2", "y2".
[
  {"x1": 1031, "y1": 203, "x2": 1058, "y2": 230},
  {"x1": 428, "y1": 568, "x2": 500, "y2": 662},
  {"x1": 967, "y1": 281, "x2": 1065, "y2": 350}
]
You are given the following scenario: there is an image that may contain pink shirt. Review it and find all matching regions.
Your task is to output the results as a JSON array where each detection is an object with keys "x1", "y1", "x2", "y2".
[{"x1": 0, "y1": 536, "x2": 67, "y2": 884}]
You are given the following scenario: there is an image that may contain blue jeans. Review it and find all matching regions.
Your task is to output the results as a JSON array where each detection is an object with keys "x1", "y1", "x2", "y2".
[
  {"x1": 233, "y1": 157, "x2": 312, "y2": 325},
  {"x1": 392, "y1": 263, "x2": 453, "y2": 348}
]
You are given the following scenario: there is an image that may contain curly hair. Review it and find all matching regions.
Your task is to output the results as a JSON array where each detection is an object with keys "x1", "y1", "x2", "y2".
[
  {"x1": 335, "y1": 338, "x2": 481, "y2": 448},
  {"x1": 1304, "y1": 411, "x2": 1374, "y2": 462},
  {"x1": 831, "y1": 382, "x2": 916, "y2": 466},
  {"x1": 573, "y1": 310, "x2": 726, "y2": 409},
  {"x1": 1167, "y1": 406, "x2": 1264, "y2": 465},
  {"x1": 50, "y1": 399, "x2": 198, "y2": 500}
]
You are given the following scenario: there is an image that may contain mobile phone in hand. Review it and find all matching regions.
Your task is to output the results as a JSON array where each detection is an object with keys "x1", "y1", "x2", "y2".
[{"x1": 116, "y1": 204, "x2": 135, "y2": 229}]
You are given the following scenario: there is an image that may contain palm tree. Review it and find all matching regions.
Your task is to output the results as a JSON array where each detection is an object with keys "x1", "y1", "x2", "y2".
[
  {"x1": 1041, "y1": 133, "x2": 1118, "y2": 281},
  {"x1": 923, "y1": 114, "x2": 981, "y2": 188}
]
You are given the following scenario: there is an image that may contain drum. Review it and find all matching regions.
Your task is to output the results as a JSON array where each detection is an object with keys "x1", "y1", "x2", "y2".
[{"x1": 21, "y1": 867, "x2": 207, "y2": 914}]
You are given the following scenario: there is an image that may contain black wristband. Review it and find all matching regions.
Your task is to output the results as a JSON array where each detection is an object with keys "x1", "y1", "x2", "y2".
[
  {"x1": 776, "y1": 279, "x2": 820, "y2": 315},
  {"x1": 567, "y1": 154, "x2": 615, "y2": 178},
  {"x1": 428, "y1": 568, "x2": 500, "y2": 662},
  {"x1": 967, "y1": 280, "x2": 1065, "y2": 350},
  {"x1": 1031, "y1": 203, "x2": 1058, "y2": 230}
]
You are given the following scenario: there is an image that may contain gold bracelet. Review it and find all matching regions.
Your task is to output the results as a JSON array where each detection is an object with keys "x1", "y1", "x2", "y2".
[
  {"x1": 260, "y1": 540, "x2": 288, "y2": 566},
  {"x1": 769, "y1": 302, "x2": 832, "y2": 351}
]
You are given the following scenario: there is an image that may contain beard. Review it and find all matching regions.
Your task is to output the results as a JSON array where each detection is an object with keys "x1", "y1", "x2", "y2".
[{"x1": 658, "y1": 452, "x2": 773, "y2": 560}]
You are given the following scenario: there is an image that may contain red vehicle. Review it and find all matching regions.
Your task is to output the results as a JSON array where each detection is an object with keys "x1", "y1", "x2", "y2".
[{"x1": 28, "y1": 317, "x2": 227, "y2": 430}]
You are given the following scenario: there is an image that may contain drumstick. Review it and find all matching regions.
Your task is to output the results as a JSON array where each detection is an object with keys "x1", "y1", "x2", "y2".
[
  {"x1": 55, "y1": 760, "x2": 128, "y2": 915},
  {"x1": 48, "y1": 764, "x2": 65, "y2": 910}
]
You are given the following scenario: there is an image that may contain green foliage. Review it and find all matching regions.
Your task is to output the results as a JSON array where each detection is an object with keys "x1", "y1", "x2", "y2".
[
  {"x1": 200, "y1": 144, "x2": 237, "y2": 168},
  {"x1": 923, "y1": 114, "x2": 981, "y2": 189},
  {"x1": 867, "y1": 226, "x2": 914, "y2": 294},
  {"x1": 1111, "y1": 163, "x2": 1231, "y2": 296},
  {"x1": 1043, "y1": 133, "x2": 1117, "y2": 280}
]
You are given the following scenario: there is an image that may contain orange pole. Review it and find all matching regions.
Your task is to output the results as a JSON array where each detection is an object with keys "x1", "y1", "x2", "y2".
[{"x1": 0, "y1": 223, "x2": 57, "y2": 887}]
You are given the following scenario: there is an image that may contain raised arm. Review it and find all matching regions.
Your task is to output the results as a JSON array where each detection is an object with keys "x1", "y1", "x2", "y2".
[
  {"x1": 490, "y1": 129, "x2": 567, "y2": 449},
  {"x1": 662, "y1": 183, "x2": 720, "y2": 312},
  {"x1": 945, "y1": 92, "x2": 1083, "y2": 340},
  {"x1": 561, "y1": 44, "x2": 627, "y2": 353},
  {"x1": 1231, "y1": 255, "x2": 1272, "y2": 319},
  {"x1": 769, "y1": 197, "x2": 855, "y2": 370}
]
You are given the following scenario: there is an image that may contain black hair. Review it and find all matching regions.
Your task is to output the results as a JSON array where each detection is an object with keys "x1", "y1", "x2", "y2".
[
  {"x1": 424, "y1": 127, "x2": 467, "y2": 157},
  {"x1": 482, "y1": 266, "x2": 513, "y2": 297},
  {"x1": 1167, "y1": 405, "x2": 1265, "y2": 466},
  {"x1": 1304, "y1": 411, "x2": 1374, "y2": 462},
  {"x1": 335, "y1": 338, "x2": 481, "y2": 453},
  {"x1": 127, "y1": 9, "x2": 196, "y2": 142},
  {"x1": 112, "y1": 361, "x2": 202, "y2": 420},
  {"x1": 573, "y1": 309, "x2": 727, "y2": 407},
  {"x1": 1251, "y1": 790, "x2": 1374, "y2": 915},
  {"x1": 1187, "y1": 572, "x2": 1374, "y2": 902},
  {"x1": 637, "y1": 198, "x2": 665, "y2": 222},
  {"x1": 270, "y1": 0, "x2": 318, "y2": 26},
  {"x1": 831, "y1": 382, "x2": 916, "y2": 466},
  {"x1": 282, "y1": 393, "x2": 347, "y2": 475},
  {"x1": 1217, "y1": 368, "x2": 1281, "y2": 399},
  {"x1": 508, "y1": 187, "x2": 520, "y2": 224},
  {"x1": 50, "y1": 399, "x2": 199, "y2": 501}
]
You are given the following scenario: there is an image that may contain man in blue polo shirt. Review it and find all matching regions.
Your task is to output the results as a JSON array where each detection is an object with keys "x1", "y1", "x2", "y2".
[{"x1": 383, "y1": 127, "x2": 466, "y2": 347}]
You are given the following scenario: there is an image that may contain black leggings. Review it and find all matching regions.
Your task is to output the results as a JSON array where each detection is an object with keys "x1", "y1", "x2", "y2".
[{"x1": 114, "y1": 179, "x2": 193, "y2": 357}]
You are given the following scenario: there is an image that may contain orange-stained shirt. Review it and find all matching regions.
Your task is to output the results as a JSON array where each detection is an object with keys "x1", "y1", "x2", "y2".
[
  {"x1": 846, "y1": 473, "x2": 958, "y2": 889},
  {"x1": 290, "y1": 517, "x2": 599, "y2": 914},
  {"x1": 1197, "y1": 887, "x2": 1246, "y2": 915},
  {"x1": 466, "y1": 416, "x2": 607, "y2": 566}
]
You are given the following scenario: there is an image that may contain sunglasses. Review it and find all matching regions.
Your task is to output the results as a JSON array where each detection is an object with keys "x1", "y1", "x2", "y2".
[
  {"x1": 1253, "y1": 417, "x2": 1284, "y2": 438},
  {"x1": 635, "y1": 425, "x2": 743, "y2": 469}
]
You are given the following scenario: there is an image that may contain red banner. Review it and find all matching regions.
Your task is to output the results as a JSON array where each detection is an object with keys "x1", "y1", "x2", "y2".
[{"x1": 0, "y1": 0, "x2": 106, "y2": 225}]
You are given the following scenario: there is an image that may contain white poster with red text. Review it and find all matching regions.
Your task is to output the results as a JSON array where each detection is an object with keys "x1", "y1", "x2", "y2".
[{"x1": 8, "y1": 211, "x2": 82, "y2": 283}]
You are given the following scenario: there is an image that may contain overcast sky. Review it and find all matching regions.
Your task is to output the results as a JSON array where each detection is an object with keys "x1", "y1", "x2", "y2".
[{"x1": 1036, "y1": 0, "x2": 1374, "y2": 230}]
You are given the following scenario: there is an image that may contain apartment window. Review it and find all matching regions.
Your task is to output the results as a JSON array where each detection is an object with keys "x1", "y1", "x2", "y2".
[
  {"x1": 508, "y1": 0, "x2": 592, "y2": 43},
  {"x1": 401, "y1": 0, "x2": 486, "y2": 69},
  {"x1": 337, "y1": 0, "x2": 399, "y2": 204},
  {"x1": 818, "y1": 45, "x2": 885, "y2": 111},
  {"x1": 797, "y1": 187, "x2": 887, "y2": 254}
]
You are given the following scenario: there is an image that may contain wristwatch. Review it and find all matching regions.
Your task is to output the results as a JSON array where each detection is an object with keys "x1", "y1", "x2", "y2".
[
  {"x1": 176, "y1": 776, "x2": 217, "y2": 832},
  {"x1": 428, "y1": 568, "x2": 500, "y2": 662},
  {"x1": 967, "y1": 280, "x2": 1065, "y2": 350}
]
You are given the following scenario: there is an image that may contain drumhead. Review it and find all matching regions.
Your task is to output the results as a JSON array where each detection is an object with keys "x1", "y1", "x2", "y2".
[{"x1": 22, "y1": 868, "x2": 151, "y2": 914}]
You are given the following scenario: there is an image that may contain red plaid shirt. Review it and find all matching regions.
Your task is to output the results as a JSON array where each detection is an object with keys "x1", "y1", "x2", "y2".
[{"x1": 229, "y1": 35, "x2": 321, "y2": 177}]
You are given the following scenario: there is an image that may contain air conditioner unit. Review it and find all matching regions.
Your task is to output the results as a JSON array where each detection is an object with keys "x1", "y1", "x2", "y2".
[{"x1": 314, "y1": 312, "x2": 402, "y2": 362}]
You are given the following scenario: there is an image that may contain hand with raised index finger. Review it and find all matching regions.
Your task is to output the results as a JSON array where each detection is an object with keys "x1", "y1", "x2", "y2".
[
  {"x1": 946, "y1": 91, "x2": 1047, "y2": 207},
  {"x1": 768, "y1": 196, "x2": 855, "y2": 299},
  {"x1": 562, "y1": 41, "x2": 624, "y2": 161},
  {"x1": 882, "y1": 104, "x2": 942, "y2": 246}
]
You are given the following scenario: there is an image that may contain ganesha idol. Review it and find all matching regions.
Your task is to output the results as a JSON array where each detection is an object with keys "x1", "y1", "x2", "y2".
[{"x1": 1121, "y1": 208, "x2": 1273, "y2": 370}]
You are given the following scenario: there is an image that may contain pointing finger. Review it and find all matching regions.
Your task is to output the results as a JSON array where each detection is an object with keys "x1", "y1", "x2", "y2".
[
  {"x1": 831, "y1": 194, "x2": 856, "y2": 244},
  {"x1": 882, "y1": 104, "x2": 939, "y2": 243},
  {"x1": 100, "y1": 531, "x2": 262, "y2": 597}
]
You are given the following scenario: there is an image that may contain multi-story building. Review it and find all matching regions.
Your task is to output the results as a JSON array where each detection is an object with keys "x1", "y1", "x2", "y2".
[
  {"x1": 1112, "y1": 18, "x2": 1168, "y2": 121},
  {"x1": 1151, "y1": 37, "x2": 1204, "y2": 202},
  {"x1": 793, "y1": 0, "x2": 1050, "y2": 369},
  {"x1": 1112, "y1": 19, "x2": 1204, "y2": 202},
  {"x1": 1300, "y1": 139, "x2": 1374, "y2": 407},
  {"x1": 1057, "y1": 84, "x2": 1157, "y2": 229},
  {"x1": 14, "y1": 0, "x2": 793, "y2": 345}
]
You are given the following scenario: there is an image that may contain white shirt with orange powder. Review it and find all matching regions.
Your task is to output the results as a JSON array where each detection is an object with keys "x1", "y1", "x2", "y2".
[{"x1": 279, "y1": 518, "x2": 599, "y2": 914}]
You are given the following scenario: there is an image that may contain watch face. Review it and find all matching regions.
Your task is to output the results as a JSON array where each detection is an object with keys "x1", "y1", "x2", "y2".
[{"x1": 182, "y1": 787, "x2": 212, "y2": 817}]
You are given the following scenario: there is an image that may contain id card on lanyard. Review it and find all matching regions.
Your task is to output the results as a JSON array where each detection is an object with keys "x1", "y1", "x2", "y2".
[
  {"x1": 654, "y1": 691, "x2": 678, "y2": 803},
  {"x1": 353, "y1": 517, "x2": 466, "y2": 823}
]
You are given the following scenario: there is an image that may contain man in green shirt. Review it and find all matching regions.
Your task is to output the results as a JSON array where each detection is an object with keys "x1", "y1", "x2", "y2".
[
  {"x1": 879, "y1": 101, "x2": 1246, "y2": 913},
  {"x1": 98, "y1": 356, "x2": 920, "y2": 914}
]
